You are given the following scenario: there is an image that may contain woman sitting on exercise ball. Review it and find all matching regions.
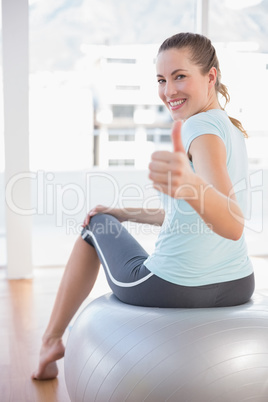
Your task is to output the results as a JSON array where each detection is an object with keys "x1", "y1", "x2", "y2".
[{"x1": 32, "y1": 32, "x2": 254, "y2": 380}]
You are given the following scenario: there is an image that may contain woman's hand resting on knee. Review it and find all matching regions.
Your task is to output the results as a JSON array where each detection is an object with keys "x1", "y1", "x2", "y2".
[{"x1": 82, "y1": 205, "x2": 126, "y2": 228}]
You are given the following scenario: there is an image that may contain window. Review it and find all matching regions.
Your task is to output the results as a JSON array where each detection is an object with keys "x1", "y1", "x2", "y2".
[
  {"x1": 209, "y1": 0, "x2": 268, "y2": 168},
  {"x1": 209, "y1": 0, "x2": 268, "y2": 255},
  {"x1": 115, "y1": 85, "x2": 140, "y2": 91},
  {"x1": 109, "y1": 134, "x2": 135, "y2": 141},
  {"x1": 107, "y1": 58, "x2": 136, "y2": 64},
  {"x1": 160, "y1": 135, "x2": 171, "y2": 143},
  {"x1": 209, "y1": 0, "x2": 268, "y2": 53},
  {"x1": 109, "y1": 159, "x2": 135, "y2": 166},
  {"x1": 2, "y1": 0, "x2": 267, "y2": 268},
  {"x1": 112, "y1": 105, "x2": 134, "y2": 119},
  {"x1": 27, "y1": 0, "x2": 197, "y2": 171}
]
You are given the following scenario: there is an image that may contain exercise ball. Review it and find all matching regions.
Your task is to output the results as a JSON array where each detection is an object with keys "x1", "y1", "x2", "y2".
[{"x1": 65, "y1": 290, "x2": 268, "y2": 402}]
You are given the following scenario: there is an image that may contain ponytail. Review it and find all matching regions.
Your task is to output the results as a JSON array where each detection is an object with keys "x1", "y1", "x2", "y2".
[
  {"x1": 228, "y1": 116, "x2": 248, "y2": 138},
  {"x1": 217, "y1": 83, "x2": 248, "y2": 138}
]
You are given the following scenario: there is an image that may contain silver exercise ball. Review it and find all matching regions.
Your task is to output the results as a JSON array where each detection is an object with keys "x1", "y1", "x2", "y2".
[{"x1": 65, "y1": 291, "x2": 268, "y2": 402}]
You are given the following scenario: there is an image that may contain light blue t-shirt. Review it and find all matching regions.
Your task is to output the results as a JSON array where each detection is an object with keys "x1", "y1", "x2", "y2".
[{"x1": 144, "y1": 109, "x2": 253, "y2": 286}]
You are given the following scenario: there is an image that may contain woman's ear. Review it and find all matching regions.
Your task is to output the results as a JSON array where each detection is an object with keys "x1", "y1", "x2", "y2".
[{"x1": 208, "y1": 67, "x2": 217, "y2": 87}]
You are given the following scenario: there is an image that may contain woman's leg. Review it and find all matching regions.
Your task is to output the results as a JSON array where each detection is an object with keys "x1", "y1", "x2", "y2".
[{"x1": 32, "y1": 236, "x2": 100, "y2": 380}]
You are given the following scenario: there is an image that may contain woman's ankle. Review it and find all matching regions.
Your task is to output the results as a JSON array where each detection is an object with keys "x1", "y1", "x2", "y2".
[{"x1": 42, "y1": 333, "x2": 63, "y2": 346}]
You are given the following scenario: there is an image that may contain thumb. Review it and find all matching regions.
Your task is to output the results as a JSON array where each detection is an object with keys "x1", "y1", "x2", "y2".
[{"x1": 171, "y1": 120, "x2": 185, "y2": 153}]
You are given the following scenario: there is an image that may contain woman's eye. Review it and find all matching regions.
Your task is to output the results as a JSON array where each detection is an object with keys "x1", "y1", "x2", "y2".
[
  {"x1": 176, "y1": 75, "x2": 186, "y2": 80},
  {"x1": 157, "y1": 79, "x2": 166, "y2": 84}
]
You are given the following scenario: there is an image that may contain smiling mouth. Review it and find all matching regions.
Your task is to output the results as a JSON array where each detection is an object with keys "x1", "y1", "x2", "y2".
[{"x1": 169, "y1": 99, "x2": 186, "y2": 107}]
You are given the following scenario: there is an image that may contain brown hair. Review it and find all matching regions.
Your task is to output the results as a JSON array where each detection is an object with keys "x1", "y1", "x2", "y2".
[{"x1": 158, "y1": 32, "x2": 248, "y2": 138}]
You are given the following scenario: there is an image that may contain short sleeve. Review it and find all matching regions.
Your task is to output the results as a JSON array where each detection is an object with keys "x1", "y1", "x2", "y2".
[{"x1": 182, "y1": 111, "x2": 227, "y2": 154}]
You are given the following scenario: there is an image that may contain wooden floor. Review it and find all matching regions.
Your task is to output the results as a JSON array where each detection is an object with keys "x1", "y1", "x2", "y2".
[
  {"x1": 0, "y1": 267, "x2": 71, "y2": 402},
  {"x1": 1, "y1": 257, "x2": 267, "y2": 402},
  {"x1": 0, "y1": 265, "x2": 111, "y2": 402}
]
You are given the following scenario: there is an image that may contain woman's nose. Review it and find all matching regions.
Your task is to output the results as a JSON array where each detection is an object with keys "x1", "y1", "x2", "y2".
[{"x1": 164, "y1": 81, "x2": 177, "y2": 98}]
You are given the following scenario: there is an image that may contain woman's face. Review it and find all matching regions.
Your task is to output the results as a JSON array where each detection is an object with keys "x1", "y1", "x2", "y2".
[{"x1": 156, "y1": 47, "x2": 218, "y2": 121}]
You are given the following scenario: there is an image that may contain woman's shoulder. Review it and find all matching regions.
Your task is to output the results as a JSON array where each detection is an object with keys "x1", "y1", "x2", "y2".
[{"x1": 182, "y1": 109, "x2": 228, "y2": 151}]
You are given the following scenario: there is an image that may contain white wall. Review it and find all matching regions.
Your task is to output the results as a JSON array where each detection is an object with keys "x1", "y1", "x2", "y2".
[{"x1": 2, "y1": 0, "x2": 32, "y2": 278}]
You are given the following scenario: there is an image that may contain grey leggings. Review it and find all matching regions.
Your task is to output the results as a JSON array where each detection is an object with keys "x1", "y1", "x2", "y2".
[{"x1": 81, "y1": 214, "x2": 255, "y2": 308}]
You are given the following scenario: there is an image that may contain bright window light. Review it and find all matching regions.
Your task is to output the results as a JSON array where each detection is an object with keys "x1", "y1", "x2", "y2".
[{"x1": 225, "y1": 0, "x2": 263, "y2": 10}]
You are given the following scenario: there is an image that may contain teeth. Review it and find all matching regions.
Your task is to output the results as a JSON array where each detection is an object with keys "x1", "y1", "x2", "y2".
[{"x1": 169, "y1": 99, "x2": 186, "y2": 106}]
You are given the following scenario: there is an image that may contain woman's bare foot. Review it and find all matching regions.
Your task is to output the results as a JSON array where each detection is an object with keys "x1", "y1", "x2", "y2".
[{"x1": 32, "y1": 336, "x2": 65, "y2": 380}]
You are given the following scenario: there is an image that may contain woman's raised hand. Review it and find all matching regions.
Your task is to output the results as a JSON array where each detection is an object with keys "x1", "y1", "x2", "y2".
[{"x1": 148, "y1": 121, "x2": 195, "y2": 199}]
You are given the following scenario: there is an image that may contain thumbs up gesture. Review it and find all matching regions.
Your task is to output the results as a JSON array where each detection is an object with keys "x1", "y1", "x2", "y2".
[
  {"x1": 149, "y1": 120, "x2": 194, "y2": 199},
  {"x1": 171, "y1": 120, "x2": 185, "y2": 153}
]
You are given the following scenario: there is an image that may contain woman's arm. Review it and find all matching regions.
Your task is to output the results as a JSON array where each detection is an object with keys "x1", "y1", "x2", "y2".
[
  {"x1": 82, "y1": 205, "x2": 165, "y2": 228},
  {"x1": 188, "y1": 134, "x2": 244, "y2": 240},
  {"x1": 149, "y1": 121, "x2": 244, "y2": 241}
]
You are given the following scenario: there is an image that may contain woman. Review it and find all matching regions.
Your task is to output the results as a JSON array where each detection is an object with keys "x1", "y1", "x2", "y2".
[{"x1": 32, "y1": 32, "x2": 254, "y2": 380}]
